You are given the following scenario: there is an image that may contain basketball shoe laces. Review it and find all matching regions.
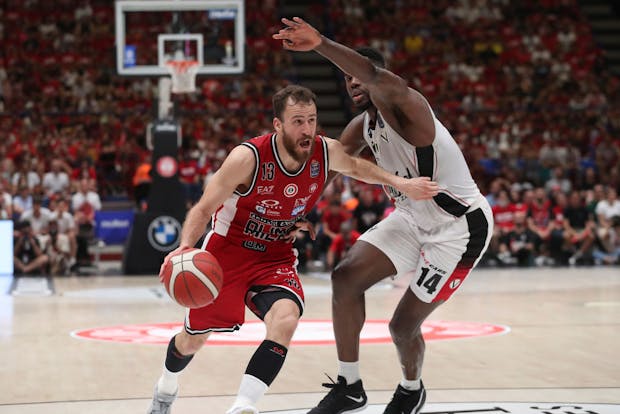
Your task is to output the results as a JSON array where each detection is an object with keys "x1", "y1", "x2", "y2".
[
  {"x1": 383, "y1": 382, "x2": 426, "y2": 414},
  {"x1": 311, "y1": 374, "x2": 366, "y2": 412}
]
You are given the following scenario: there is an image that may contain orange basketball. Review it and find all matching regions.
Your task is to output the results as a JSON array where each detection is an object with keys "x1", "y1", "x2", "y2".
[{"x1": 160, "y1": 248, "x2": 223, "y2": 309}]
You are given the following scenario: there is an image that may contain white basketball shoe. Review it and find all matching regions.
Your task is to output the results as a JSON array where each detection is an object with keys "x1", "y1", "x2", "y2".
[
  {"x1": 147, "y1": 384, "x2": 177, "y2": 414},
  {"x1": 226, "y1": 405, "x2": 259, "y2": 414}
]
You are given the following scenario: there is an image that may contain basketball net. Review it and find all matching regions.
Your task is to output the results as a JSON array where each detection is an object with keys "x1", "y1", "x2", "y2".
[{"x1": 165, "y1": 60, "x2": 199, "y2": 94}]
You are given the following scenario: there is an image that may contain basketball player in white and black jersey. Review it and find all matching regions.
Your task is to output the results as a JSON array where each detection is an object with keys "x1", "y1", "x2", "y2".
[
  {"x1": 147, "y1": 85, "x2": 438, "y2": 414},
  {"x1": 275, "y1": 18, "x2": 494, "y2": 414}
]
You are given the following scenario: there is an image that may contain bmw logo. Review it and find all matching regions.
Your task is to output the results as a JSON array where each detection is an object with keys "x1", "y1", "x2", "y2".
[{"x1": 147, "y1": 216, "x2": 182, "y2": 251}]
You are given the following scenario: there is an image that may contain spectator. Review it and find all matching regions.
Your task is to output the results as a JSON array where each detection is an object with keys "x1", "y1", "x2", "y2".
[
  {"x1": 326, "y1": 221, "x2": 360, "y2": 270},
  {"x1": 11, "y1": 159, "x2": 41, "y2": 192},
  {"x1": 0, "y1": 179, "x2": 12, "y2": 219},
  {"x1": 132, "y1": 154, "x2": 152, "y2": 210},
  {"x1": 592, "y1": 216, "x2": 620, "y2": 265},
  {"x1": 12, "y1": 186, "x2": 34, "y2": 220},
  {"x1": 564, "y1": 191, "x2": 596, "y2": 266},
  {"x1": 42, "y1": 159, "x2": 71, "y2": 197},
  {"x1": 71, "y1": 178, "x2": 102, "y2": 267},
  {"x1": 498, "y1": 211, "x2": 537, "y2": 266},
  {"x1": 13, "y1": 221, "x2": 49, "y2": 276},
  {"x1": 317, "y1": 196, "x2": 350, "y2": 262},
  {"x1": 20, "y1": 196, "x2": 53, "y2": 235},
  {"x1": 595, "y1": 188, "x2": 620, "y2": 228},
  {"x1": 49, "y1": 197, "x2": 77, "y2": 266},
  {"x1": 0, "y1": 195, "x2": 10, "y2": 220},
  {"x1": 351, "y1": 186, "x2": 385, "y2": 233},
  {"x1": 178, "y1": 150, "x2": 204, "y2": 207},
  {"x1": 545, "y1": 167, "x2": 572, "y2": 194},
  {"x1": 492, "y1": 190, "x2": 516, "y2": 236},
  {"x1": 38, "y1": 220, "x2": 72, "y2": 276}
]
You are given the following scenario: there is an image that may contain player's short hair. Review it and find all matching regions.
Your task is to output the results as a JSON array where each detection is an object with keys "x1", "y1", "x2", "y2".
[
  {"x1": 272, "y1": 85, "x2": 317, "y2": 119},
  {"x1": 355, "y1": 47, "x2": 386, "y2": 68}
]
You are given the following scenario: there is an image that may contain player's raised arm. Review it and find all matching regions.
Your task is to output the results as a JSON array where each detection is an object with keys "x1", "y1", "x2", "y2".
[
  {"x1": 273, "y1": 17, "x2": 435, "y2": 146},
  {"x1": 325, "y1": 137, "x2": 438, "y2": 201}
]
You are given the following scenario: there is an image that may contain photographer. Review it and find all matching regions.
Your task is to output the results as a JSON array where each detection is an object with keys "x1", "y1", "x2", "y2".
[
  {"x1": 38, "y1": 220, "x2": 71, "y2": 276},
  {"x1": 593, "y1": 216, "x2": 620, "y2": 265},
  {"x1": 13, "y1": 220, "x2": 49, "y2": 275}
]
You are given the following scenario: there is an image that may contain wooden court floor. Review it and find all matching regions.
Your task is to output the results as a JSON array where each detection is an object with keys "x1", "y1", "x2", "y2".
[{"x1": 0, "y1": 267, "x2": 619, "y2": 413}]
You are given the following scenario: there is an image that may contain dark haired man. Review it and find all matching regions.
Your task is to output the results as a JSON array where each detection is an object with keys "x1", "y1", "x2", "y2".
[{"x1": 275, "y1": 19, "x2": 494, "y2": 414}]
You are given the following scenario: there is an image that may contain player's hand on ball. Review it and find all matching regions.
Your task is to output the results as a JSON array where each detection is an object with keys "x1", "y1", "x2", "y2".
[
  {"x1": 159, "y1": 244, "x2": 192, "y2": 282},
  {"x1": 273, "y1": 17, "x2": 322, "y2": 51}
]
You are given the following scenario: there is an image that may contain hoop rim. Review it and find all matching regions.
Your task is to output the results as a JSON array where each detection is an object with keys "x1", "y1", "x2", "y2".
[{"x1": 165, "y1": 60, "x2": 200, "y2": 74}]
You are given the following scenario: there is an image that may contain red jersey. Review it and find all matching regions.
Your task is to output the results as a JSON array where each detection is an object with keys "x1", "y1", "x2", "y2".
[
  {"x1": 212, "y1": 133, "x2": 328, "y2": 256},
  {"x1": 492, "y1": 203, "x2": 516, "y2": 230},
  {"x1": 329, "y1": 230, "x2": 361, "y2": 256}
]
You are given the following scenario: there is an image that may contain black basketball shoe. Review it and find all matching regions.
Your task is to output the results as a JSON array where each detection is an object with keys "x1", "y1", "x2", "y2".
[
  {"x1": 383, "y1": 382, "x2": 426, "y2": 414},
  {"x1": 307, "y1": 375, "x2": 368, "y2": 414}
]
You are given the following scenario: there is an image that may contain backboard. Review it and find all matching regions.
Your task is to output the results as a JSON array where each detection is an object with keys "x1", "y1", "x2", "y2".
[{"x1": 115, "y1": 0, "x2": 245, "y2": 76}]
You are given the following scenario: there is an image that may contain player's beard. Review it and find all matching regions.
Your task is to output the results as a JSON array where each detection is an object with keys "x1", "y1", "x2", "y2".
[
  {"x1": 353, "y1": 93, "x2": 373, "y2": 111},
  {"x1": 282, "y1": 129, "x2": 315, "y2": 163}
]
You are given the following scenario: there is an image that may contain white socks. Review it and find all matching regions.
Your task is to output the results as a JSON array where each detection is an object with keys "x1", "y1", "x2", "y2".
[
  {"x1": 157, "y1": 366, "x2": 179, "y2": 395},
  {"x1": 338, "y1": 360, "x2": 360, "y2": 384},
  {"x1": 400, "y1": 377, "x2": 421, "y2": 391},
  {"x1": 231, "y1": 374, "x2": 268, "y2": 408}
]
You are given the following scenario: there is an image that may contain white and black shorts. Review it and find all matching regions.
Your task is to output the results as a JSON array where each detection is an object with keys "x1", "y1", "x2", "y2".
[{"x1": 359, "y1": 196, "x2": 493, "y2": 303}]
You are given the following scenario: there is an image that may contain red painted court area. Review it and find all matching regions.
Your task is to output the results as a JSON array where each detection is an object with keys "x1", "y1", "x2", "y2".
[{"x1": 71, "y1": 319, "x2": 510, "y2": 345}]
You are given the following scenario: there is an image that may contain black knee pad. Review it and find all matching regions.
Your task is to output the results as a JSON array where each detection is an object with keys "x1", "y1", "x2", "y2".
[{"x1": 246, "y1": 287, "x2": 304, "y2": 320}]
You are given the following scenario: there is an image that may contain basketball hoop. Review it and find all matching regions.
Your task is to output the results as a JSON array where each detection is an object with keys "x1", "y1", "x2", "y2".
[{"x1": 165, "y1": 60, "x2": 199, "y2": 94}]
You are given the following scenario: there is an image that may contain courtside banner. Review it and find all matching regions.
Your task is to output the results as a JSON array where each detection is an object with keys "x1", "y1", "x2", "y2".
[{"x1": 95, "y1": 210, "x2": 134, "y2": 244}]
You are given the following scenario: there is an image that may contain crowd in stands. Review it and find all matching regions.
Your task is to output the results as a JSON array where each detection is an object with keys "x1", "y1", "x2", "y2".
[{"x1": 1, "y1": 0, "x2": 619, "y2": 274}]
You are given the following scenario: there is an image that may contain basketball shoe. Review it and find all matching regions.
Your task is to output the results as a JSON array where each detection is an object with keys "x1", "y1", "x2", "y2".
[
  {"x1": 307, "y1": 375, "x2": 367, "y2": 414},
  {"x1": 147, "y1": 385, "x2": 177, "y2": 414},
  {"x1": 226, "y1": 405, "x2": 259, "y2": 414},
  {"x1": 383, "y1": 382, "x2": 426, "y2": 414}
]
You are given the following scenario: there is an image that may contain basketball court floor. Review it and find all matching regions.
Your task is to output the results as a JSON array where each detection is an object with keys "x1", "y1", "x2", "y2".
[{"x1": 1, "y1": 267, "x2": 619, "y2": 414}]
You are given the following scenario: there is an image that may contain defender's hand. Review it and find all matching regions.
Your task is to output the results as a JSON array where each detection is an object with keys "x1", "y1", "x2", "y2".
[
  {"x1": 272, "y1": 17, "x2": 322, "y2": 51},
  {"x1": 397, "y1": 176, "x2": 440, "y2": 200},
  {"x1": 282, "y1": 218, "x2": 316, "y2": 243}
]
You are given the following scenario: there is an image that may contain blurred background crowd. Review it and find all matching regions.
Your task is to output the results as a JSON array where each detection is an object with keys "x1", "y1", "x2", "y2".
[{"x1": 1, "y1": 0, "x2": 619, "y2": 275}]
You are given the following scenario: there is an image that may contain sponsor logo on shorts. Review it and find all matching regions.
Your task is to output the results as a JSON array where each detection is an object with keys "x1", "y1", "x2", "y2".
[
  {"x1": 71, "y1": 320, "x2": 509, "y2": 346},
  {"x1": 450, "y1": 279, "x2": 461, "y2": 289},
  {"x1": 242, "y1": 240, "x2": 266, "y2": 252}
]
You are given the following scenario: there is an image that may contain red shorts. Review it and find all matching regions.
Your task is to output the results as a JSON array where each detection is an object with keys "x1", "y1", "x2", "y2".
[{"x1": 185, "y1": 232, "x2": 305, "y2": 334}]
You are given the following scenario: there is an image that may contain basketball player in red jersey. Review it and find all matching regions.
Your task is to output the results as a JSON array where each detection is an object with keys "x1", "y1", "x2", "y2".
[
  {"x1": 275, "y1": 19, "x2": 494, "y2": 414},
  {"x1": 147, "y1": 85, "x2": 439, "y2": 414}
]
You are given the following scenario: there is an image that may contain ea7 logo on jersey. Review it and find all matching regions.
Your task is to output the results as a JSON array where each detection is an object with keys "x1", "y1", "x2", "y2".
[
  {"x1": 309, "y1": 183, "x2": 318, "y2": 193},
  {"x1": 257, "y1": 185, "x2": 274, "y2": 195},
  {"x1": 284, "y1": 184, "x2": 298, "y2": 197}
]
